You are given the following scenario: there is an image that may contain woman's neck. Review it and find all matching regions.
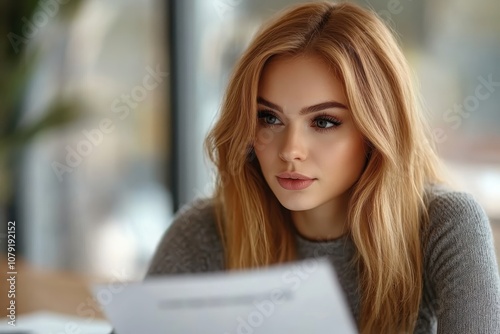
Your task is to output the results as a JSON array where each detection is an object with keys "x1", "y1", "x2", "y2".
[{"x1": 290, "y1": 195, "x2": 349, "y2": 241}]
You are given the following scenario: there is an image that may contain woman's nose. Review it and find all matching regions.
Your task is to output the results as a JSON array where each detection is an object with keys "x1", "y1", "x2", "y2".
[{"x1": 279, "y1": 125, "x2": 307, "y2": 161}]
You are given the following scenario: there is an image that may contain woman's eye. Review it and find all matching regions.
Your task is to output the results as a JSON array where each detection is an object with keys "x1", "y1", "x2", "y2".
[
  {"x1": 258, "y1": 110, "x2": 341, "y2": 130},
  {"x1": 265, "y1": 115, "x2": 278, "y2": 124},
  {"x1": 316, "y1": 119, "x2": 331, "y2": 128},
  {"x1": 314, "y1": 117, "x2": 341, "y2": 129},
  {"x1": 257, "y1": 111, "x2": 282, "y2": 125}
]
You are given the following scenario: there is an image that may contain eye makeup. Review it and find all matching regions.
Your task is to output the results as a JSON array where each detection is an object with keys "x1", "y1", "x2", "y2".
[{"x1": 257, "y1": 109, "x2": 343, "y2": 132}]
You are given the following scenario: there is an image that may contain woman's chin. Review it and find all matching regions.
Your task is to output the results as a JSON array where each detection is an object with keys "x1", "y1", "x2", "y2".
[{"x1": 275, "y1": 196, "x2": 315, "y2": 212}]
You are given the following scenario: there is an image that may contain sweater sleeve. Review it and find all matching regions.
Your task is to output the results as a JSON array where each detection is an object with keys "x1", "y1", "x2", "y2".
[
  {"x1": 424, "y1": 190, "x2": 500, "y2": 333},
  {"x1": 144, "y1": 197, "x2": 225, "y2": 277}
]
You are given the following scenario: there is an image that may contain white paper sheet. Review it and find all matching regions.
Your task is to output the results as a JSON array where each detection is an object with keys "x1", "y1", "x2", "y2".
[
  {"x1": 0, "y1": 311, "x2": 112, "y2": 334},
  {"x1": 93, "y1": 258, "x2": 358, "y2": 334}
]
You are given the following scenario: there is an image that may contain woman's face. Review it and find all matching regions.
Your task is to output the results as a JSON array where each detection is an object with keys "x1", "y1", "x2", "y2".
[{"x1": 254, "y1": 54, "x2": 367, "y2": 212}]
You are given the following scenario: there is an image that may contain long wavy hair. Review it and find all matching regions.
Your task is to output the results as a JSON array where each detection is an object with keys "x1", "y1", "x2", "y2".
[{"x1": 204, "y1": 1, "x2": 446, "y2": 332}]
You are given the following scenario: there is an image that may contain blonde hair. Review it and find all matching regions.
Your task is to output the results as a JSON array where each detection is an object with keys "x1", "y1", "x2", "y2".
[{"x1": 204, "y1": 1, "x2": 446, "y2": 332}]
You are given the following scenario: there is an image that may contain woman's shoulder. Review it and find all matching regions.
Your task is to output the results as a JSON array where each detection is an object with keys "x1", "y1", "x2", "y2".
[
  {"x1": 145, "y1": 197, "x2": 224, "y2": 276},
  {"x1": 157, "y1": 197, "x2": 222, "y2": 248},
  {"x1": 169, "y1": 197, "x2": 220, "y2": 235},
  {"x1": 424, "y1": 182, "x2": 475, "y2": 205},
  {"x1": 422, "y1": 182, "x2": 497, "y2": 273},
  {"x1": 423, "y1": 182, "x2": 488, "y2": 223},
  {"x1": 423, "y1": 182, "x2": 490, "y2": 241}
]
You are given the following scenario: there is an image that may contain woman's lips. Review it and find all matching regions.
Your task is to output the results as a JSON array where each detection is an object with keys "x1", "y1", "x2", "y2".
[
  {"x1": 276, "y1": 172, "x2": 313, "y2": 180},
  {"x1": 276, "y1": 177, "x2": 315, "y2": 190}
]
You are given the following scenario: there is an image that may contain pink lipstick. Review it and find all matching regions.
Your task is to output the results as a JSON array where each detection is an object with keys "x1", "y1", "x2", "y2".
[{"x1": 276, "y1": 172, "x2": 315, "y2": 190}]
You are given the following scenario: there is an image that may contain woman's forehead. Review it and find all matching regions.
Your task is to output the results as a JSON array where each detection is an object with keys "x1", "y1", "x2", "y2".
[{"x1": 257, "y1": 54, "x2": 347, "y2": 109}]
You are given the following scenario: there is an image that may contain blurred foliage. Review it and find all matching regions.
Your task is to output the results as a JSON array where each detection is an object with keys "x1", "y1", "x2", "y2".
[{"x1": 0, "y1": 0, "x2": 82, "y2": 207}]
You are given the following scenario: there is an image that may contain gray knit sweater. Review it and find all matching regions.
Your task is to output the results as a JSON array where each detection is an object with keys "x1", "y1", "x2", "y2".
[{"x1": 146, "y1": 184, "x2": 500, "y2": 333}]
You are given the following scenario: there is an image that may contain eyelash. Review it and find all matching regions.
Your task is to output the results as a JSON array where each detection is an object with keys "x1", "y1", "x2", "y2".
[{"x1": 257, "y1": 110, "x2": 342, "y2": 132}]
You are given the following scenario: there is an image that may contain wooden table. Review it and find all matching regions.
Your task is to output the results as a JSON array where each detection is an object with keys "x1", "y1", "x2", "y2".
[{"x1": 0, "y1": 257, "x2": 106, "y2": 320}]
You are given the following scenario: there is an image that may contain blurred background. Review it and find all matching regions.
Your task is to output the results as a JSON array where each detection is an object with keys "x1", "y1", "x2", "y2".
[{"x1": 0, "y1": 0, "x2": 499, "y2": 327}]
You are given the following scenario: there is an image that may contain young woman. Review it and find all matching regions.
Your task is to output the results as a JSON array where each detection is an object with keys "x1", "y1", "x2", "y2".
[{"x1": 146, "y1": 2, "x2": 500, "y2": 333}]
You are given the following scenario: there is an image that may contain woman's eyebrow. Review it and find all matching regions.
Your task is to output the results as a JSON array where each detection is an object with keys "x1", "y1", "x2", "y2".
[{"x1": 257, "y1": 97, "x2": 348, "y2": 115}]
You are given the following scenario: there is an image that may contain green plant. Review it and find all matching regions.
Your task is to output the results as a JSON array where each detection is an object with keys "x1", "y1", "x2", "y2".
[{"x1": 0, "y1": 0, "x2": 82, "y2": 223}]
